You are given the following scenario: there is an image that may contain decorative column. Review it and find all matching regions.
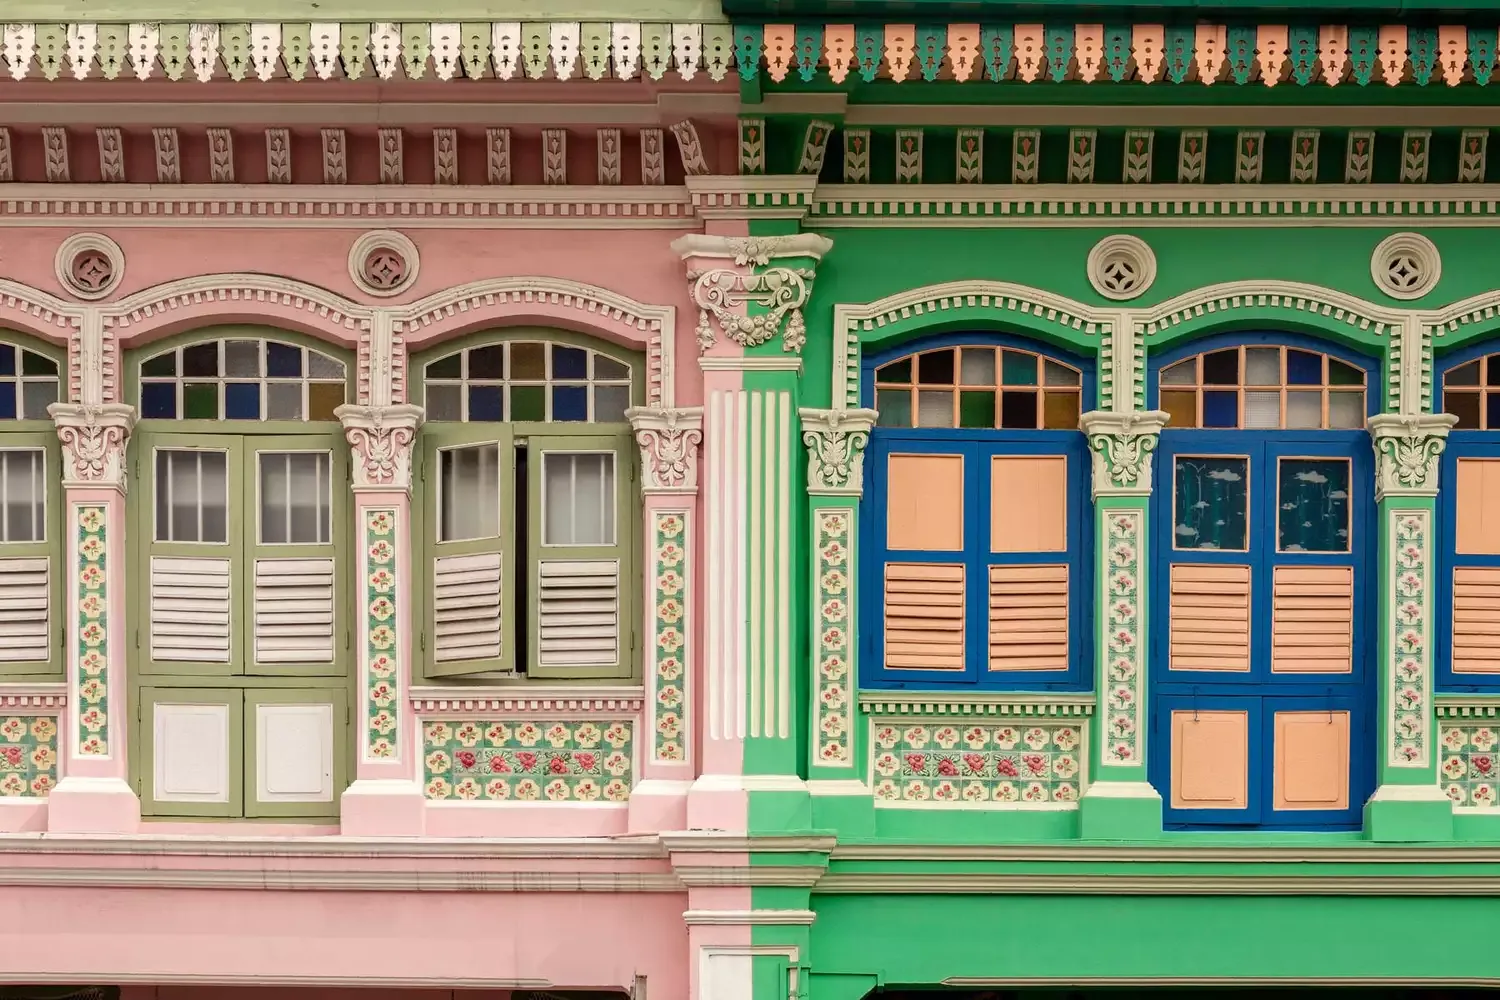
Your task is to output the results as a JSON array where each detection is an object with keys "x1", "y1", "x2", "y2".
[
  {"x1": 45, "y1": 400, "x2": 139, "y2": 832},
  {"x1": 625, "y1": 404, "x2": 703, "y2": 833},
  {"x1": 1077, "y1": 409, "x2": 1169, "y2": 840},
  {"x1": 671, "y1": 231, "x2": 831, "y2": 833},
  {"x1": 1364, "y1": 411, "x2": 1457, "y2": 842},
  {"x1": 799, "y1": 407, "x2": 877, "y2": 832},
  {"x1": 335, "y1": 401, "x2": 426, "y2": 836}
]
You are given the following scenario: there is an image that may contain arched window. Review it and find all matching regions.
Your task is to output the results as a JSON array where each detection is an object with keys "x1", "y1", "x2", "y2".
[
  {"x1": 1148, "y1": 333, "x2": 1376, "y2": 831},
  {"x1": 0, "y1": 334, "x2": 63, "y2": 677},
  {"x1": 127, "y1": 328, "x2": 354, "y2": 820},
  {"x1": 1436, "y1": 347, "x2": 1500, "y2": 696},
  {"x1": 862, "y1": 335, "x2": 1092, "y2": 694},
  {"x1": 412, "y1": 332, "x2": 642, "y2": 683}
]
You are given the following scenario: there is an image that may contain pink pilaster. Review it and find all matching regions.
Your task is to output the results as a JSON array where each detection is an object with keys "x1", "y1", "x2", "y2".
[
  {"x1": 46, "y1": 402, "x2": 141, "y2": 833},
  {"x1": 336, "y1": 403, "x2": 426, "y2": 835}
]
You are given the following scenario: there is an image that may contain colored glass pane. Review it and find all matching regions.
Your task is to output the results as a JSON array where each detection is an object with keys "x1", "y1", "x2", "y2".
[
  {"x1": 594, "y1": 385, "x2": 631, "y2": 422},
  {"x1": 1286, "y1": 349, "x2": 1322, "y2": 385},
  {"x1": 20, "y1": 381, "x2": 56, "y2": 420},
  {"x1": 1043, "y1": 391, "x2": 1079, "y2": 430},
  {"x1": 307, "y1": 382, "x2": 345, "y2": 421},
  {"x1": 0, "y1": 382, "x2": 15, "y2": 419},
  {"x1": 265, "y1": 342, "x2": 302, "y2": 377},
  {"x1": 425, "y1": 384, "x2": 461, "y2": 422},
  {"x1": 0, "y1": 345, "x2": 13, "y2": 376},
  {"x1": 1448, "y1": 360, "x2": 1481, "y2": 386},
  {"x1": 551, "y1": 345, "x2": 587, "y2": 379},
  {"x1": 552, "y1": 385, "x2": 588, "y2": 422},
  {"x1": 1000, "y1": 350, "x2": 1037, "y2": 386},
  {"x1": 511, "y1": 343, "x2": 546, "y2": 380},
  {"x1": 183, "y1": 342, "x2": 219, "y2": 377},
  {"x1": 1277, "y1": 458, "x2": 1350, "y2": 553},
  {"x1": 1202, "y1": 349, "x2": 1238, "y2": 385},
  {"x1": 1328, "y1": 391, "x2": 1365, "y2": 429},
  {"x1": 468, "y1": 385, "x2": 504, "y2": 422},
  {"x1": 876, "y1": 359, "x2": 910, "y2": 384},
  {"x1": 20, "y1": 352, "x2": 56, "y2": 377},
  {"x1": 266, "y1": 382, "x2": 302, "y2": 420},
  {"x1": 918, "y1": 349, "x2": 955, "y2": 384},
  {"x1": 426, "y1": 353, "x2": 462, "y2": 379},
  {"x1": 916, "y1": 390, "x2": 954, "y2": 427},
  {"x1": 140, "y1": 382, "x2": 175, "y2": 419},
  {"x1": 141, "y1": 353, "x2": 176, "y2": 377},
  {"x1": 1488, "y1": 393, "x2": 1500, "y2": 431},
  {"x1": 224, "y1": 340, "x2": 260, "y2": 377},
  {"x1": 959, "y1": 390, "x2": 995, "y2": 428},
  {"x1": 960, "y1": 349, "x2": 995, "y2": 386},
  {"x1": 469, "y1": 345, "x2": 505, "y2": 379},
  {"x1": 1161, "y1": 390, "x2": 1196, "y2": 429},
  {"x1": 1000, "y1": 390, "x2": 1038, "y2": 429},
  {"x1": 594, "y1": 356, "x2": 628, "y2": 380},
  {"x1": 1488, "y1": 358, "x2": 1500, "y2": 386},
  {"x1": 510, "y1": 384, "x2": 545, "y2": 421},
  {"x1": 224, "y1": 382, "x2": 261, "y2": 420},
  {"x1": 1245, "y1": 348, "x2": 1280, "y2": 386},
  {"x1": 182, "y1": 383, "x2": 218, "y2": 419},
  {"x1": 1203, "y1": 390, "x2": 1238, "y2": 428},
  {"x1": 1174, "y1": 456, "x2": 1249, "y2": 551},
  {"x1": 1447, "y1": 391, "x2": 1481, "y2": 429},
  {"x1": 876, "y1": 388, "x2": 911, "y2": 426},
  {"x1": 1329, "y1": 359, "x2": 1364, "y2": 386}
]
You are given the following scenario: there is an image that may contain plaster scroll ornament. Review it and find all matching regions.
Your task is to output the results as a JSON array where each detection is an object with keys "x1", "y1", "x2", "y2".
[
  {"x1": 627, "y1": 406, "x2": 704, "y2": 493},
  {"x1": 1368, "y1": 412, "x2": 1458, "y2": 499},
  {"x1": 1079, "y1": 409, "x2": 1170, "y2": 497},
  {"x1": 49, "y1": 402, "x2": 136, "y2": 489},
  {"x1": 337, "y1": 403, "x2": 425, "y2": 490},
  {"x1": 673, "y1": 234, "x2": 834, "y2": 355},
  {"x1": 800, "y1": 407, "x2": 878, "y2": 496}
]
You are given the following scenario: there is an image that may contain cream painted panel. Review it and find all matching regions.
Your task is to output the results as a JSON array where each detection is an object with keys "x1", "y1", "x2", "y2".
[
  {"x1": 990, "y1": 455, "x2": 1067, "y2": 553},
  {"x1": 1455, "y1": 458, "x2": 1500, "y2": 555},
  {"x1": 256, "y1": 703, "x2": 335, "y2": 803},
  {"x1": 886, "y1": 453, "x2": 964, "y2": 552},
  {"x1": 1274, "y1": 710, "x2": 1350, "y2": 811},
  {"x1": 1171, "y1": 709, "x2": 1248, "y2": 810},
  {"x1": 154, "y1": 703, "x2": 231, "y2": 803}
]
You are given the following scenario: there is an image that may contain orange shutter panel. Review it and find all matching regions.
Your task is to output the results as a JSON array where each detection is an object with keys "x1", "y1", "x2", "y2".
[
  {"x1": 1271, "y1": 565, "x2": 1353, "y2": 674},
  {"x1": 1453, "y1": 566, "x2": 1500, "y2": 673},
  {"x1": 1169, "y1": 563, "x2": 1251, "y2": 671},
  {"x1": 884, "y1": 563, "x2": 964, "y2": 671},
  {"x1": 988, "y1": 564, "x2": 1068, "y2": 671}
]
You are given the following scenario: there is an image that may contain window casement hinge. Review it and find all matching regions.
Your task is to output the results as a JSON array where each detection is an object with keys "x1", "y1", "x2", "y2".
[
  {"x1": 346, "y1": 704, "x2": 351, "y2": 726},
  {"x1": 133, "y1": 628, "x2": 139, "y2": 650},
  {"x1": 345, "y1": 628, "x2": 351, "y2": 651},
  {"x1": 419, "y1": 630, "x2": 426, "y2": 652}
]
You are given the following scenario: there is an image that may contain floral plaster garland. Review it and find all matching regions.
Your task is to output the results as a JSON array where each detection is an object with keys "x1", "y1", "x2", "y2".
[
  {"x1": 76, "y1": 506, "x2": 109, "y2": 756},
  {"x1": 364, "y1": 509, "x2": 399, "y2": 759},
  {"x1": 651, "y1": 511, "x2": 688, "y2": 763},
  {"x1": 1103, "y1": 508, "x2": 1145, "y2": 765},
  {"x1": 815, "y1": 508, "x2": 854, "y2": 766},
  {"x1": 423, "y1": 720, "x2": 635, "y2": 802},
  {"x1": 0, "y1": 716, "x2": 58, "y2": 796},
  {"x1": 1391, "y1": 510, "x2": 1431, "y2": 767},
  {"x1": 869, "y1": 720, "x2": 1085, "y2": 805},
  {"x1": 1441, "y1": 724, "x2": 1499, "y2": 808}
]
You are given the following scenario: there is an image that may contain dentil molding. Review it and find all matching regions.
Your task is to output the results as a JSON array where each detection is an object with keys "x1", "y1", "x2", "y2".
[
  {"x1": 627, "y1": 406, "x2": 704, "y2": 494},
  {"x1": 48, "y1": 403, "x2": 135, "y2": 491},
  {"x1": 1079, "y1": 409, "x2": 1171, "y2": 498},
  {"x1": 800, "y1": 407, "x2": 878, "y2": 496},
  {"x1": 671, "y1": 233, "x2": 833, "y2": 355},
  {"x1": 337, "y1": 403, "x2": 424, "y2": 492},
  {"x1": 1368, "y1": 412, "x2": 1459, "y2": 500}
]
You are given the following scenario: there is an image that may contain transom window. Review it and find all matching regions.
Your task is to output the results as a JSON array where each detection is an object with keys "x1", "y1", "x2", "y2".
[
  {"x1": 874, "y1": 346, "x2": 1083, "y2": 429},
  {"x1": 139, "y1": 339, "x2": 347, "y2": 421},
  {"x1": 423, "y1": 342, "x2": 632, "y2": 423},
  {"x1": 1158, "y1": 346, "x2": 1366, "y2": 430},
  {"x1": 1442, "y1": 353, "x2": 1500, "y2": 429},
  {"x1": 0, "y1": 449, "x2": 44, "y2": 542},
  {"x1": 0, "y1": 341, "x2": 60, "y2": 420}
]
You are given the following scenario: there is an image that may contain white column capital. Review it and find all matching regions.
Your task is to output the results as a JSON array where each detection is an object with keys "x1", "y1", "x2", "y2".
[
  {"x1": 1079, "y1": 409, "x2": 1170, "y2": 498},
  {"x1": 799, "y1": 407, "x2": 877, "y2": 497},
  {"x1": 336, "y1": 403, "x2": 424, "y2": 493},
  {"x1": 48, "y1": 402, "x2": 135, "y2": 492},
  {"x1": 628, "y1": 405, "x2": 704, "y2": 495},
  {"x1": 1369, "y1": 412, "x2": 1459, "y2": 500}
]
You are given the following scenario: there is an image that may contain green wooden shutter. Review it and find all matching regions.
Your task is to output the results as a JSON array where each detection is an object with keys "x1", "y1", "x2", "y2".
[
  {"x1": 137, "y1": 432, "x2": 244, "y2": 676},
  {"x1": 422, "y1": 425, "x2": 515, "y2": 678},
  {"x1": 0, "y1": 434, "x2": 62, "y2": 676},
  {"x1": 243, "y1": 435, "x2": 349, "y2": 678},
  {"x1": 526, "y1": 432, "x2": 634, "y2": 680}
]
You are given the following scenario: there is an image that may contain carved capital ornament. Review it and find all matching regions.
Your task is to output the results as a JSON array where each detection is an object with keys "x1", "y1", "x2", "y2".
[
  {"x1": 671, "y1": 233, "x2": 832, "y2": 355},
  {"x1": 336, "y1": 403, "x2": 425, "y2": 492},
  {"x1": 627, "y1": 406, "x2": 704, "y2": 494},
  {"x1": 1368, "y1": 412, "x2": 1458, "y2": 500},
  {"x1": 800, "y1": 407, "x2": 877, "y2": 496},
  {"x1": 49, "y1": 402, "x2": 135, "y2": 491},
  {"x1": 1079, "y1": 409, "x2": 1170, "y2": 498}
]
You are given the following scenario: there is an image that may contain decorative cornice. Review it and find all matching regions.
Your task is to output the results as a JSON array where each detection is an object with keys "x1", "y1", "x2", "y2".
[
  {"x1": 682, "y1": 909, "x2": 817, "y2": 926},
  {"x1": 0, "y1": 683, "x2": 68, "y2": 710},
  {"x1": 799, "y1": 407, "x2": 877, "y2": 497},
  {"x1": 1436, "y1": 695, "x2": 1500, "y2": 719},
  {"x1": 627, "y1": 406, "x2": 703, "y2": 495},
  {"x1": 683, "y1": 175, "x2": 819, "y2": 219},
  {"x1": 1368, "y1": 412, "x2": 1459, "y2": 500},
  {"x1": 336, "y1": 403, "x2": 423, "y2": 492},
  {"x1": 410, "y1": 686, "x2": 646, "y2": 715},
  {"x1": 1079, "y1": 409, "x2": 1171, "y2": 498},
  {"x1": 817, "y1": 874, "x2": 1500, "y2": 896},
  {"x1": 858, "y1": 692, "x2": 1096, "y2": 718},
  {"x1": 48, "y1": 402, "x2": 134, "y2": 491},
  {"x1": 673, "y1": 233, "x2": 832, "y2": 355}
]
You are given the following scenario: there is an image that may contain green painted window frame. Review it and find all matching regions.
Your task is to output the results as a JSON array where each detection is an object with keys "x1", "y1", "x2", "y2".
[
  {"x1": 138, "y1": 686, "x2": 245, "y2": 818},
  {"x1": 0, "y1": 333, "x2": 66, "y2": 678},
  {"x1": 411, "y1": 329, "x2": 644, "y2": 685}
]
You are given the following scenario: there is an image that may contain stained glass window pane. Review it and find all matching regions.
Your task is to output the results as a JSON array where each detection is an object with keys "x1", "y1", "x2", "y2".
[
  {"x1": 1245, "y1": 348, "x2": 1280, "y2": 386},
  {"x1": 266, "y1": 382, "x2": 302, "y2": 420},
  {"x1": 876, "y1": 359, "x2": 911, "y2": 384},
  {"x1": 183, "y1": 383, "x2": 218, "y2": 419},
  {"x1": 1447, "y1": 391, "x2": 1481, "y2": 429},
  {"x1": 0, "y1": 382, "x2": 15, "y2": 419},
  {"x1": 224, "y1": 382, "x2": 261, "y2": 420},
  {"x1": 224, "y1": 340, "x2": 261, "y2": 378},
  {"x1": 183, "y1": 343, "x2": 219, "y2": 378},
  {"x1": 1286, "y1": 390, "x2": 1322, "y2": 428},
  {"x1": 960, "y1": 349, "x2": 996, "y2": 386},
  {"x1": 1329, "y1": 359, "x2": 1364, "y2": 386},
  {"x1": 468, "y1": 385, "x2": 504, "y2": 422},
  {"x1": 511, "y1": 384, "x2": 545, "y2": 421},
  {"x1": 594, "y1": 356, "x2": 629, "y2": 380},
  {"x1": 959, "y1": 390, "x2": 995, "y2": 428},
  {"x1": 469, "y1": 345, "x2": 505, "y2": 379},
  {"x1": 919, "y1": 349, "x2": 956, "y2": 385},
  {"x1": 426, "y1": 353, "x2": 462, "y2": 380},
  {"x1": 1161, "y1": 390, "x2": 1197, "y2": 429},
  {"x1": 307, "y1": 382, "x2": 345, "y2": 421},
  {"x1": 1278, "y1": 459, "x2": 1350, "y2": 553},
  {"x1": 551, "y1": 345, "x2": 588, "y2": 379},
  {"x1": 1203, "y1": 390, "x2": 1238, "y2": 428},
  {"x1": 1328, "y1": 391, "x2": 1365, "y2": 429},
  {"x1": 141, "y1": 352, "x2": 175, "y2": 377},
  {"x1": 0, "y1": 345, "x2": 14, "y2": 376},
  {"x1": 20, "y1": 381, "x2": 56, "y2": 420},
  {"x1": 1160, "y1": 359, "x2": 1197, "y2": 385},
  {"x1": 1043, "y1": 360, "x2": 1080, "y2": 387},
  {"x1": 511, "y1": 343, "x2": 546, "y2": 380},
  {"x1": 1447, "y1": 361, "x2": 1481, "y2": 386},
  {"x1": 1202, "y1": 350, "x2": 1238, "y2": 385},
  {"x1": 594, "y1": 385, "x2": 631, "y2": 422},
  {"x1": 1000, "y1": 390, "x2": 1038, "y2": 429},
  {"x1": 265, "y1": 342, "x2": 302, "y2": 378},
  {"x1": 916, "y1": 390, "x2": 954, "y2": 427},
  {"x1": 1488, "y1": 358, "x2": 1500, "y2": 387},
  {"x1": 1000, "y1": 350, "x2": 1037, "y2": 386},
  {"x1": 425, "y1": 384, "x2": 462, "y2": 422},
  {"x1": 552, "y1": 385, "x2": 588, "y2": 422},
  {"x1": 141, "y1": 382, "x2": 175, "y2": 419},
  {"x1": 21, "y1": 352, "x2": 57, "y2": 377},
  {"x1": 876, "y1": 388, "x2": 911, "y2": 426},
  {"x1": 1174, "y1": 456, "x2": 1249, "y2": 551},
  {"x1": 1487, "y1": 393, "x2": 1500, "y2": 431},
  {"x1": 1286, "y1": 350, "x2": 1322, "y2": 385},
  {"x1": 1043, "y1": 391, "x2": 1080, "y2": 430}
]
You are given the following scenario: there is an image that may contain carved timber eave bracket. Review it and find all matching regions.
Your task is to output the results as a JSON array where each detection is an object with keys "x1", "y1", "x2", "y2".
[{"x1": 672, "y1": 232, "x2": 833, "y2": 356}]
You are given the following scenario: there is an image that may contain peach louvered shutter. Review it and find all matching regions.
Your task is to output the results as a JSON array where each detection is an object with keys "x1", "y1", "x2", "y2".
[
  {"x1": 988, "y1": 564, "x2": 1068, "y2": 671},
  {"x1": 884, "y1": 563, "x2": 965, "y2": 670},
  {"x1": 1453, "y1": 567, "x2": 1500, "y2": 674},
  {"x1": 1271, "y1": 566, "x2": 1353, "y2": 674},
  {"x1": 1169, "y1": 563, "x2": 1251, "y2": 672}
]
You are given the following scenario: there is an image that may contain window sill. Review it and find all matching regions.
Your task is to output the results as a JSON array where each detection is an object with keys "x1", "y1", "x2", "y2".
[{"x1": 411, "y1": 684, "x2": 645, "y2": 714}]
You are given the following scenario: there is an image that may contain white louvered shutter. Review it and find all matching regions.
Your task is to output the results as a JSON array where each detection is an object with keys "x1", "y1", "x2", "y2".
[
  {"x1": 253, "y1": 558, "x2": 336, "y2": 663},
  {"x1": 433, "y1": 551, "x2": 503, "y2": 663},
  {"x1": 150, "y1": 556, "x2": 232, "y2": 663},
  {"x1": 0, "y1": 557, "x2": 48, "y2": 663},
  {"x1": 537, "y1": 559, "x2": 619, "y2": 666}
]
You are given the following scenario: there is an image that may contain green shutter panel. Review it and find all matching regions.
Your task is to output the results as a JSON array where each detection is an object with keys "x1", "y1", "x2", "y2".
[
  {"x1": 244, "y1": 435, "x2": 348, "y2": 677},
  {"x1": 140, "y1": 433, "x2": 243, "y2": 675},
  {"x1": 527, "y1": 432, "x2": 633, "y2": 680},
  {"x1": 0, "y1": 439, "x2": 59, "y2": 675},
  {"x1": 423, "y1": 426, "x2": 515, "y2": 678}
]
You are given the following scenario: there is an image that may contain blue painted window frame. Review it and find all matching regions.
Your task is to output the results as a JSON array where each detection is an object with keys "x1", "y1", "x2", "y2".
[
  {"x1": 1435, "y1": 340, "x2": 1500, "y2": 691},
  {"x1": 1146, "y1": 330, "x2": 1378, "y2": 830},
  {"x1": 859, "y1": 332, "x2": 1094, "y2": 692}
]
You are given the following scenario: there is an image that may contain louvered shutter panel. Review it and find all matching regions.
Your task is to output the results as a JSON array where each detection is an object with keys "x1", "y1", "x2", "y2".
[
  {"x1": 424, "y1": 428, "x2": 514, "y2": 679},
  {"x1": 1169, "y1": 563, "x2": 1251, "y2": 672},
  {"x1": 1271, "y1": 565, "x2": 1353, "y2": 674},
  {"x1": 433, "y1": 552, "x2": 503, "y2": 663},
  {"x1": 1453, "y1": 566, "x2": 1500, "y2": 674},
  {"x1": 989, "y1": 564, "x2": 1068, "y2": 671},
  {"x1": 884, "y1": 563, "x2": 965, "y2": 671},
  {"x1": 537, "y1": 559, "x2": 619, "y2": 666},
  {"x1": 150, "y1": 556, "x2": 233, "y2": 663},
  {"x1": 527, "y1": 433, "x2": 633, "y2": 679},
  {"x1": 0, "y1": 557, "x2": 48, "y2": 663},
  {"x1": 253, "y1": 558, "x2": 336, "y2": 663}
]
